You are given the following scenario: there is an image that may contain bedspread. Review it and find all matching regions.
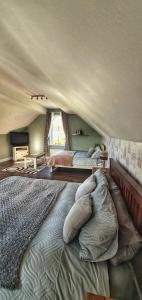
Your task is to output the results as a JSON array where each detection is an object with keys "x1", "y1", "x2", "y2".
[
  {"x1": 0, "y1": 176, "x2": 66, "y2": 289},
  {"x1": 0, "y1": 178, "x2": 109, "y2": 300}
]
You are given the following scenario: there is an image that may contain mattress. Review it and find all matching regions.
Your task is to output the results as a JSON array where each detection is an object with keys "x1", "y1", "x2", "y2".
[{"x1": 0, "y1": 178, "x2": 109, "y2": 300}]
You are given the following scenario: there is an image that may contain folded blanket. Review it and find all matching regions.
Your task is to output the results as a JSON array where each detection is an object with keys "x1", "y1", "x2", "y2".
[
  {"x1": 0, "y1": 176, "x2": 66, "y2": 289},
  {"x1": 48, "y1": 150, "x2": 76, "y2": 166}
]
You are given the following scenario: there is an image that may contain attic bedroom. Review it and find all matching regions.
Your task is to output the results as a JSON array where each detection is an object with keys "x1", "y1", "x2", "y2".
[{"x1": 0, "y1": 1, "x2": 142, "y2": 300}]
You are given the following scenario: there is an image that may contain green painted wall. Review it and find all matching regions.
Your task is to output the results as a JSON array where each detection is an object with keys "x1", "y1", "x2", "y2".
[
  {"x1": 29, "y1": 115, "x2": 46, "y2": 154},
  {"x1": 69, "y1": 114, "x2": 102, "y2": 150},
  {"x1": 0, "y1": 134, "x2": 11, "y2": 159},
  {"x1": 28, "y1": 114, "x2": 102, "y2": 153},
  {"x1": 0, "y1": 114, "x2": 102, "y2": 159}
]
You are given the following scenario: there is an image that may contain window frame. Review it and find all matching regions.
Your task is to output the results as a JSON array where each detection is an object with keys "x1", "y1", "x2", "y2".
[{"x1": 49, "y1": 111, "x2": 65, "y2": 147}]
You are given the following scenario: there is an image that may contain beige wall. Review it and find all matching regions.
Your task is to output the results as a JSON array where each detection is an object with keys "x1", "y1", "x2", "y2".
[
  {"x1": 0, "y1": 134, "x2": 11, "y2": 160},
  {"x1": 105, "y1": 137, "x2": 142, "y2": 185}
]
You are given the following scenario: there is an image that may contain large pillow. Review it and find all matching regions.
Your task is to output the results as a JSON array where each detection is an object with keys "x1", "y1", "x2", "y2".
[
  {"x1": 94, "y1": 145, "x2": 101, "y2": 151},
  {"x1": 109, "y1": 185, "x2": 142, "y2": 266},
  {"x1": 87, "y1": 147, "x2": 95, "y2": 157},
  {"x1": 95, "y1": 168, "x2": 108, "y2": 186},
  {"x1": 63, "y1": 194, "x2": 92, "y2": 244},
  {"x1": 75, "y1": 174, "x2": 96, "y2": 201},
  {"x1": 100, "y1": 144, "x2": 106, "y2": 151},
  {"x1": 79, "y1": 183, "x2": 118, "y2": 262}
]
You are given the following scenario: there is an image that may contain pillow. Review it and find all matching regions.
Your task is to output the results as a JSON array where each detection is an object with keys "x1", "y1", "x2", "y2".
[
  {"x1": 100, "y1": 144, "x2": 106, "y2": 151},
  {"x1": 109, "y1": 186, "x2": 142, "y2": 266},
  {"x1": 63, "y1": 194, "x2": 92, "y2": 244},
  {"x1": 79, "y1": 183, "x2": 118, "y2": 262},
  {"x1": 75, "y1": 174, "x2": 96, "y2": 201},
  {"x1": 87, "y1": 147, "x2": 95, "y2": 157},
  {"x1": 94, "y1": 144, "x2": 101, "y2": 151},
  {"x1": 95, "y1": 168, "x2": 108, "y2": 186},
  {"x1": 91, "y1": 149, "x2": 101, "y2": 159}
]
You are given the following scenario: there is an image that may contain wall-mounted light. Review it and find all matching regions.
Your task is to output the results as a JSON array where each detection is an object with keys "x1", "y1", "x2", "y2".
[{"x1": 31, "y1": 95, "x2": 48, "y2": 101}]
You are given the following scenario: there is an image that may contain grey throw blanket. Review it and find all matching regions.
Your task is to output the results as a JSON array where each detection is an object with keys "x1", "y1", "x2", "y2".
[{"x1": 0, "y1": 176, "x2": 66, "y2": 289}]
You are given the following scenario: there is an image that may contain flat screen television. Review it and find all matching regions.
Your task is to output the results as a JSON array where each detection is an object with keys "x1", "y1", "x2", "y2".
[{"x1": 10, "y1": 132, "x2": 29, "y2": 146}]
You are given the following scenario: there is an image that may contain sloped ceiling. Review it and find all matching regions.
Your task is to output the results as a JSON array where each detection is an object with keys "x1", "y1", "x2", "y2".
[{"x1": 0, "y1": 0, "x2": 142, "y2": 140}]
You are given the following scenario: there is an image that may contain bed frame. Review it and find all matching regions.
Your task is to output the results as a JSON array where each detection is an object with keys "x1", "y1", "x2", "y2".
[
  {"x1": 110, "y1": 158, "x2": 142, "y2": 235},
  {"x1": 54, "y1": 164, "x2": 102, "y2": 170}
]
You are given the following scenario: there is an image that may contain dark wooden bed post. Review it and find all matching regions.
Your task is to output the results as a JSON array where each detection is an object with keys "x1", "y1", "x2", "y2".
[{"x1": 110, "y1": 158, "x2": 142, "y2": 235}]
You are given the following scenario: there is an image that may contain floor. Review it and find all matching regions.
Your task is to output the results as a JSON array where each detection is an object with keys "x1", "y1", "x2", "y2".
[{"x1": 0, "y1": 160, "x2": 92, "y2": 183}]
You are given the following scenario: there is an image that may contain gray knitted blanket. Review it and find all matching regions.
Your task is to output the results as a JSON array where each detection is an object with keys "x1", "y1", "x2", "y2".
[{"x1": 0, "y1": 176, "x2": 66, "y2": 289}]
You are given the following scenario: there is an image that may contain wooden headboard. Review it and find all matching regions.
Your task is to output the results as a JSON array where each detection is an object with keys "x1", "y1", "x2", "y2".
[{"x1": 110, "y1": 158, "x2": 142, "y2": 235}]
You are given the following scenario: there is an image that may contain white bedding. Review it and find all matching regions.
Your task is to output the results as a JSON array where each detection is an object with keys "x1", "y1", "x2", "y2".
[{"x1": 73, "y1": 151, "x2": 101, "y2": 168}]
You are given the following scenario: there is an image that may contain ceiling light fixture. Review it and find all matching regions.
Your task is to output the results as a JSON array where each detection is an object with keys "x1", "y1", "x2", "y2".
[{"x1": 31, "y1": 95, "x2": 48, "y2": 101}]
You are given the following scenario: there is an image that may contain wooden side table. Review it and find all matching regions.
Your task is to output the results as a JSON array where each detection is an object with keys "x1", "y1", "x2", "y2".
[
  {"x1": 24, "y1": 153, "x2": 45, "y2": 169},
  {"x1": 86, "y1": 293, "x2": 114, "y2": 300}
]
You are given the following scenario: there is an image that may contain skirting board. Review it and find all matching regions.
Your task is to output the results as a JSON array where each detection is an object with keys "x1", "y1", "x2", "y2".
[{"x1": 0, "y1": 157, "x2": 12, "y2": 163}]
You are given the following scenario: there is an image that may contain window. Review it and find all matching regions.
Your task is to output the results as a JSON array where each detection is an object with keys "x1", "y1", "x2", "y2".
[{"x1": 49, "y1": 112, "x2": 65, "y2": 146}]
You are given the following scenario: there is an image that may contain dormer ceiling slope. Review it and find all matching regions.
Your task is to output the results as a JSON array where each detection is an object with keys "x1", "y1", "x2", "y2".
[{"x1": 0, "y1": 0, "x2": 142, "y2": 141}]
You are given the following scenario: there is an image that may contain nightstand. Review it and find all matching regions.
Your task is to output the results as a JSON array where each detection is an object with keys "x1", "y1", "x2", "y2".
[{"x1": 86, "y1": 293, "x2": 114, "y2": 300}]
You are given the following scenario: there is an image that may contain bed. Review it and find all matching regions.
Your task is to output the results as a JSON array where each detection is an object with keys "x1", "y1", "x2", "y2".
[
  {"x1": 0, "y1": 177, "x2": 109, "y2": 299},
  {"x1": 47, "y1": 150, "x2": 105, "y2": 170},
  {"x1": 0, "y1": 159, "x2": 142, "y2": 300}
]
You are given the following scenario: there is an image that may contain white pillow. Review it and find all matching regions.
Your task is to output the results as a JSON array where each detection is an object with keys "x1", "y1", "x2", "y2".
[
  {"x1": 75, "y1": 174, "x2": 96, "y2": 201},
  {"x1": 95, "y1": 169, "x2": 108, "y2": 186},
  {"x1": 91, "y1": 149, "x2": 101, "y2": 159},
  {"x1": 79, "y1": 184, "x2": 118, "y2": 262},
  {"x1": 63, "y1": 194, "x2": 92, "y2": 244},
  {"x1": 87, "y1": 147, "x2": 95, "y2": 157},
  {"x1": 95, "y1": 145, "x2": 101, "y2": 151},
  {"x1": 100, "y1": 144, "x2": 106, "y2": 151}
]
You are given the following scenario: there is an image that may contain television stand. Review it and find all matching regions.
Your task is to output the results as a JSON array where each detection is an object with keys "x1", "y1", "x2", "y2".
[{"x1": 13, "y1": 146, "x2": 29, "y2": 161}]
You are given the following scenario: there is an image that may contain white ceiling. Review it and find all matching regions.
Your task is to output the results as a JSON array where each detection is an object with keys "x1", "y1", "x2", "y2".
[{"x1": 0, "y1": 0, "x2": 142, "y2": 140}]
